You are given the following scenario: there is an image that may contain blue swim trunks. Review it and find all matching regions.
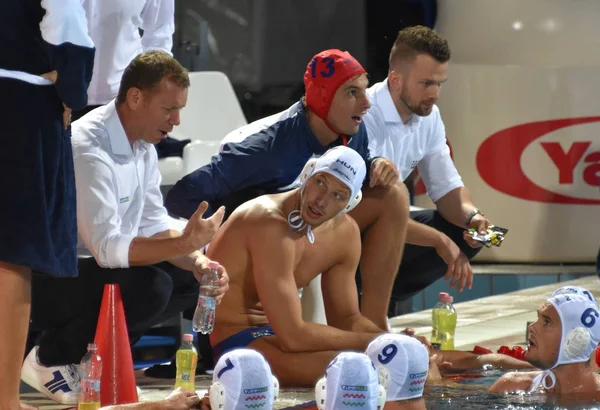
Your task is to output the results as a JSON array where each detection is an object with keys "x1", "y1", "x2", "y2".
[{"x1": 212, "y1": 325, "x2": 275, "y2": 362}]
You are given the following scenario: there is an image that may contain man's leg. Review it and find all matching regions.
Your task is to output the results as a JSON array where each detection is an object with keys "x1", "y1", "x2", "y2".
[
  {"x1": 389, "y1": 209, "x2": 481, "y2": 310},
  {"x1": 0, "y1": 262, "x2": 31, "y2": 410},
  {"x1": 31, "y1": 258, "x2": 175, "y2": 366},
  {"x1": 348, "y1": 181, "x2": 410, "y2": 329},
  {"x1": 249, "y1": 337, "x2": 338, "y2": 387}
]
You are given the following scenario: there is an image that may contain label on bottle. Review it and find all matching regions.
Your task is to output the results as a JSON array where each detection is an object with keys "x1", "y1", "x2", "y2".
[{"x1": 180, "y1": 372, "x2": 191, "y2": 382}]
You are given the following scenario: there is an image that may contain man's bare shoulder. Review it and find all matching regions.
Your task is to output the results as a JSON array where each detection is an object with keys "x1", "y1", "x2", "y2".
[
  {"x1": 489, "y1": 371, "x2": 538, "y2": 393},
  {"x1": 229, "y1": 195, "x2": 289, "y2": 234}
]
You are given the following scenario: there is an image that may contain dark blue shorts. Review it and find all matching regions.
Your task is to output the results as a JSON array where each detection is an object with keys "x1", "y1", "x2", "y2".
[{"x1": 212, "y1": 325, "x2": 275, "y2": 362}]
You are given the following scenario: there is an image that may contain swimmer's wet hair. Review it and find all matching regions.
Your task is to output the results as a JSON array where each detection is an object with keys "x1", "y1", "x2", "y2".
[{"x1": 389, "y1": 25, "x2": 451, "y2": 67}]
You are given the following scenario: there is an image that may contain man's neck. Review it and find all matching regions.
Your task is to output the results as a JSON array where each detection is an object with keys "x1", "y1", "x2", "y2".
[
  {"x1": 551, "y1": 363, "x2": 596, "y2": 394},
  {"x1": 115, "y1": 103, "x2": 140, "y2": 148},
  {"x1": 305, "y1": 109, "x2": 339, "y2": 147},
  {"x1": 387, "y1": 81, "x2": 413, "y2": 125}
]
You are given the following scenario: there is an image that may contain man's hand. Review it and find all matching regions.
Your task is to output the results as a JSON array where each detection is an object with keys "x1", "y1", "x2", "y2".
[
  {"x1": 40, "y1": 70, "x2": 72, "y2": 129},
  {"x1": 163, "y1": 388, "x2": 201, "y2": 410},
  {"x1": 200, "y1": 390, "x2": 211, "y2": 410},
  {"x1": 435, "y1": 234, "x2": 473, "y2": 292},
  {"x1": 182, "y1": 202, "x2": 225, "y2": 252},
  {"x1": 369, "y1": 158, "x2": 399, "y2": 188},
  {"x1": 40, "y1": 70, "x2": 57, "y2": 83},
  {"x1": 193, "y1": 257, "x2": 230, "y2": 303},
  {"x1": 400, "y1": 327, "x2": 431, "y2": 351},
  {"x1": 462, "y1": 213, "x2": 492, "y2": 249}
]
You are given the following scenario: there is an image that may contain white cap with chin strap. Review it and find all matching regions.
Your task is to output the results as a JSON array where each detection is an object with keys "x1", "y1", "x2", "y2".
[
  {"x1": 209, "y1": 349, "x2": 279, "y2": 410},
  {"x1": 529, "y1": 293, "x2": 600, "y2": 392},
  {"x1": 288, "y1": 146, "x2": 367, "y2": 243},
  {"x1": 315, "y1": 351, "x2": 386, "y2": 410}
]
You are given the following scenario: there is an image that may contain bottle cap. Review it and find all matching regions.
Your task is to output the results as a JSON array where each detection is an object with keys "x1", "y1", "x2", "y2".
[
  {"x1": 183, "y1": 333, "x2": 194, "y2": 342},
  {"x1": 446, "y1": 296, "x2": 454, "y2": 303},
  {"x1": 87, "y1": 343, "x2": 97, "y2": 350},
  {"x1": 438, "y1": 292, "x2": 449, "y2": 300},
  {"x1": 208, "y1": 261, "x2": 220, "y2": 270}
]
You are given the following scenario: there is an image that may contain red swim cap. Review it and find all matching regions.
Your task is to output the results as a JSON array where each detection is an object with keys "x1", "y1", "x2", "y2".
[{"x1": 303, "y1": 49, "x2": 366, "y2": 123}]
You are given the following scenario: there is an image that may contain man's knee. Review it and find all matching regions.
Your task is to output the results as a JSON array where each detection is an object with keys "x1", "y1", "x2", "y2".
[
  {"x1": 122, "y1": 266, "x2": 174, "y2": 319},
  {"x1": 352, "y1": 180, "x2": 410, "y2": 229}
]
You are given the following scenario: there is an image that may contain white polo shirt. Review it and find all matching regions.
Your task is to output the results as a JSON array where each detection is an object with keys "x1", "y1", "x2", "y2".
[
  {"x1": 71, "y1": 100, "x2": 178, "y2": 268},
  {"x1": 364, "y1": 79, "x2": 464, "y2": 202}
]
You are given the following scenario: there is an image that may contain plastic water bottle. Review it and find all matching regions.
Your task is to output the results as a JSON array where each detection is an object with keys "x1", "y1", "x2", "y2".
[
  {"x1": 431, "y1": 292, "x2": 457, "y2": 350},
  {"x1": 78, "y1": 343, "x2": 102, "y2": 410},
  {"x1": 192, "y1": 261, "x2": 221, "y2": 334},
  {"x1": 174, "y1": 333, "x2": 198, "y2": 392}
]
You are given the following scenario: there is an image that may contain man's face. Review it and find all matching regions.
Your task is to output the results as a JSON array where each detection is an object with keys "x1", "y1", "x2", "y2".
[
  {"x1": 526, "y1": 302, "x2": 562, "y2": 369},
  {"x1": 133, "y1": 77, "x2": 188, "y2": 145},
  {"x1": 389, "y1": 53, "x2": 448, "y2": 117},
  {"x1": 301, "y1": 172, "x2": 351, "y2": 226},
  {"x1": 326, "y1": 74, "x2": 371, "y2": 135}
]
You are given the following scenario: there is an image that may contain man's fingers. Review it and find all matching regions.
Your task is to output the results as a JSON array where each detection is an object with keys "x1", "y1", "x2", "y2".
[
  {"x1": 194, "y1": 201, "x2": 209, "y2": 218},
  {"x1": 63, "y1": 107, "x2": 72, "y2": 129},
  {"x1": 209, "y1": 206, "x2": 226, "y2": 227},
  {"x1": 370, "y1": 167, "x2": 381, "y2": 188},
  {"x1": 449, "y1": 262, "x2": 459, "y2": 288},
  {"x1": 477, "y1": 219, "x2": 488, "y2": 235},
  {"x1": 443, "y1": 262, "x2": 453, "y2": 281},
  {"x1": 458, "y1": 263, "x2": 468, "y2": 292},
  {"x1": 466, "y1": 262, "x2": 474, "y2": 290},
  {"x1": 188, "y1": 394, "x2": 201, "y2": 406},
  {"x1": 40, "y1": 70, "x2": 57, "y2": 83}
]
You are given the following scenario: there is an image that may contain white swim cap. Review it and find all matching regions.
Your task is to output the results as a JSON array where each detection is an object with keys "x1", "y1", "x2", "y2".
[
  {"x1": 315, "y1": 351, "x2": 384, "y2": 410},
  {"x1": 365, "y1": 333, "x2": 429, "y2": 401},
  {"x1": 551, "y1": 286, "x2": 597, "y2": 307},
  {"x1": 210, "y1": 349, "x2": 279, "y2": 410},
  {"x1": 300, "y1": 146, "x2": 367, "y2": 213}
]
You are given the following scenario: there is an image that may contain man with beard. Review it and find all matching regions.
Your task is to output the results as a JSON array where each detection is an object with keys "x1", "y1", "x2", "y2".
[
  {"x1": 489, "y1": 292, "x2": 600, "y2": 396},
  {"x1": 167, "y1": 49, "x2": 410, "y2": 332},
  {"x1": 363, "y1": 26, "x2": 500, "y2": 314}
]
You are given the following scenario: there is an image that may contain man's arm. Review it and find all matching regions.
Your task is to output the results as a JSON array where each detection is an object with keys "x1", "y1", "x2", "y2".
[
  {"x1": 488, "y1": 372, "x2": 536, "y2": 393},
  {"x1": 251, "y1": 219, "x2": 381, "y2": 353},
  {"x1": 40, "y1": 0, "x2": 95, "y2": 110},
  {"x1": 73, "y1": 151, "x2": 223, "y2": 268},
  {"x1": 435, "y1": 186, "x2": 479, "y2": 229},
  {"x1": 140, "y1": 0, "x2": 175, "y2": 53},
  {"x1": 320, "y1": 218, "x2": 385, "y2": 334},
  {"x1": 166, "y1": 142, "x2": 277, "y2": 220}
]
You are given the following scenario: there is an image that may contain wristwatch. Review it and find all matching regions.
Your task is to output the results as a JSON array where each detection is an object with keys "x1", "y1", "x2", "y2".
[{"x1": 465, "y1": 208, "x2": 484, "y2": 227}]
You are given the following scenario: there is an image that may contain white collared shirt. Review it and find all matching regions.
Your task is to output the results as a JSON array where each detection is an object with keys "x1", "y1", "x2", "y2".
[
  {"x1": 364, "y1": 79, "x2": 464, "y2": 202},
  {"x1": 71, "y1": 100, "x2": 178, "y2": 268},
  {"x1": 83, "y1": 0, "x2": 174, "y2": 105}
]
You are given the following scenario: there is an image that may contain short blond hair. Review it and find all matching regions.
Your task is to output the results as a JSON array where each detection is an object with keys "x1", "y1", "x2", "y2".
[{"x1": 117, "y1": 50, "x2": 190, "y2": 103}]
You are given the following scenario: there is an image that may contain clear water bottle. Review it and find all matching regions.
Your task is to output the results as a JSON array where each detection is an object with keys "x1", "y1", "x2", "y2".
[
  {"x1": 431, "y1": 292, "x2": 457, "y2": 350},
  {"x1": 192, "y1": 261, "x2": 220, "y2": 334},
  {"x1": 174, "y1": 333, "x2": 198, "y2": 392},
  {"x1": 78, "y1": 343, "x2": 102, "y2": 410}
]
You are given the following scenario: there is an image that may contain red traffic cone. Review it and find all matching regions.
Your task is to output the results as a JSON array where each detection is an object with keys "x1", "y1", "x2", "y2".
[{"x1": 94, "y1": 284, "x2": 139, "y2": 405}]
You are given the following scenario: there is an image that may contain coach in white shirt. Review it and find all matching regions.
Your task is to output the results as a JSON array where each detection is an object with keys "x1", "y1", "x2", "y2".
[
  {"x1": 23, "y1": 51, "x2": 228, "y2": 404},
  {"x1": 363, "y1": 26, "x2": 498, "y2": 315},
  {"x1": 71, "y1": 0, "x2": 175, "y2": 120}
]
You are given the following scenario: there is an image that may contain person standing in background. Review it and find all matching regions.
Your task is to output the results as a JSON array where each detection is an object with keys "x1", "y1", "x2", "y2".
[
  {"x1": 0, "y1": 1, "x2": 95, "y2": 409},
  {"x1": 72, "y1": 0, "x2": 175, "y2": 121}
]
